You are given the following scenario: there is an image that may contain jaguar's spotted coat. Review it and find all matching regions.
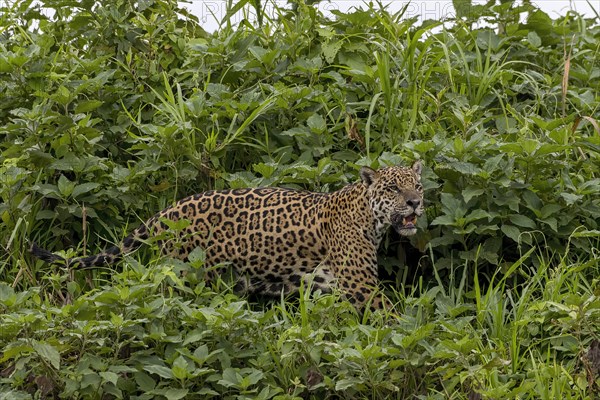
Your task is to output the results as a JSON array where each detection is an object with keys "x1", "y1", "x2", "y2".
[{"x1": 31, "y1": 162, "x2": 424, "y2": 310}]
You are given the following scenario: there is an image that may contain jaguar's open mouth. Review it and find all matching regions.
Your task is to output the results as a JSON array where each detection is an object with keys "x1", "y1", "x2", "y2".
[
  {"x1": 391, "y1": 213, "x2": 419, "y2": 235},
  {"x1": 402, "y1": 214, "x2": 417, "y2": 228}
]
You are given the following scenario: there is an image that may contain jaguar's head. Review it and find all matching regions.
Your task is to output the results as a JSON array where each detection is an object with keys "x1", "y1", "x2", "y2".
[{"x1": 361, "y1": 161, "x2": 424, "y2": 236}]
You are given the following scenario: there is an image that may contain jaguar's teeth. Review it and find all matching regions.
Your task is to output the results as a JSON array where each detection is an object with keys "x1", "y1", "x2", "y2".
[{"x1": 402, "y1": 215, "x2": 417, "y2": 226}]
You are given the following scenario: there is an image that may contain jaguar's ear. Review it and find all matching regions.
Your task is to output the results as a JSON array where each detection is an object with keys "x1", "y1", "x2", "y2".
[
  {"x1": 411, "y1": 160, "x2": 423, "y2": 179},
  {"x1": 360, "y1": 166, "x2": 379, "y2": 187}
]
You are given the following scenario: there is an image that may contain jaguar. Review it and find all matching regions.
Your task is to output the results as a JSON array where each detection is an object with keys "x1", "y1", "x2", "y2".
[{"x1": 31, "y1": 161, "x2": 424, "y2": 310}]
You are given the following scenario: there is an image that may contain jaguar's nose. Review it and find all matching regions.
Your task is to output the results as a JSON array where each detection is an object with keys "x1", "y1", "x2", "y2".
[{"x1": 406, "y1": 199, "x2": 420, "y2": 209}]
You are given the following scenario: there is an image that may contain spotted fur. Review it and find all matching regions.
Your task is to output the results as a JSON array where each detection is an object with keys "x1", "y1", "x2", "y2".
[{"x1": 31, "y1": 161, "x2": 424, "y2": 310}]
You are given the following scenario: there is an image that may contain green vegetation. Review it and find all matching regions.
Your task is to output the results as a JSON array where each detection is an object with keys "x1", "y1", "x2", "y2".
[{"x1": 1, "y1": 0, "x2": 599, "y2": 398}]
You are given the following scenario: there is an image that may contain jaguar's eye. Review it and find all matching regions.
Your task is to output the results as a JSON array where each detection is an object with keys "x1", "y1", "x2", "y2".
[
  {"x1": 415, "y1": 183, "x2": 423, "y2": 191},
  {"x1": 387, "y1": 185, "x2": 401, "y2": 193}
]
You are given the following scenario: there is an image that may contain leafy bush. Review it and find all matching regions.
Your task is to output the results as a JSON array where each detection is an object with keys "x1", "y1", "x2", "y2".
[
  {"x1": 1, "y1": 248, "x2": 599, "y2": 398},
  {"x1": 1, "y1": 0, "x2": 600, "y2": 398}
]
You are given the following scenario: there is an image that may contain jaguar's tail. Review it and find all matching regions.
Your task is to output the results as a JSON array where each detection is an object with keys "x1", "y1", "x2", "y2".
[
  {"x1": 30, "y1": 223, "x2": 150, "y2": 268},
  {"x1": 30, "y1": 242, "x2": 68, "y2": 265}
]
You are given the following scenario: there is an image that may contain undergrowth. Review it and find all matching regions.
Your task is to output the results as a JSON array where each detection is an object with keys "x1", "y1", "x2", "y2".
[{"x1": 1, "y1": 240, "x2": 599, "y2": 398}]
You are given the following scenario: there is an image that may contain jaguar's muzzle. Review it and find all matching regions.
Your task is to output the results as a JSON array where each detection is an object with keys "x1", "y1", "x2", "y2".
[{"x1": 391, "y1": 213, "x2": 419, "y2": 236}]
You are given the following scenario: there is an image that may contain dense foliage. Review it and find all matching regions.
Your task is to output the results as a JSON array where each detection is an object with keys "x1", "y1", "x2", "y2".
[{"x1": 1, "y1": 0, "x2": 599, "y2": 398}]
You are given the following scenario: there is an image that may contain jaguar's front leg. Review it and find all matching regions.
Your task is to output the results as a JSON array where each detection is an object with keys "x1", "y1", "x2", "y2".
[{"x1": 331, "y1": 245, "x2": 394, "y2": 312}]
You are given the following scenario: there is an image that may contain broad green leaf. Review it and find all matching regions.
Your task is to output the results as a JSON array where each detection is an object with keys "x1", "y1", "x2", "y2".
[
  {"x1": 482, "y1": 154, "x2": 504, "y2": 173},
  {"x1": 162, "y1": 389, "x2": 189, "y2": 400},
  {"x1": 81, "y1": 372, "x2": 101, "y2": 389},
  {"x1": 411, "y1": 141, "x2": 436, "y2": 153},
  {"x1": 462, "y1": 187, "x2": 485, "y2": 203},
  {"x1": 51, "y1": 85, "x2": 73, "y2": 105},
  {"x1": 193, "y1": 344, "x2": 209, "y2": 360},
  {"x1": 527, "y1": 31, "x2": 542, "y2": 47},
  {"x1": 336, "y1": 378, "x2": 358, "y2": 390},
  {"x1": 496, "y1": 116, "x2": 517, "y2": 134},
  {"x1": 144, "y1": 364, "x2": 174, "y2": 379},
  {"x1": 219, "y1": 368, "x2": 241, "y2": 387},
  {"x1": 534, "y1": 143, "x2": 568, "y2": 156},
  {"x1": 579, "y1": 179, "x2": 600, "y2": 193},
  {"x1": 500, "y1": 139, "x2": 539, "y2": 155},
  {"x1": 75, "y1": 100, "x2": 103, "y2": 113},
  {"x1": 499, "y1": 143, "x2": 525, "y2": 154},
  {"x1": 0, "y1": 283, "x2": 16, "y2": 305},
  {"x1": 50, "y1": 153, "x2": 86, "y2": 172},
  {"x1": 450, "y1": 162, "x2": 481, "y2": 175},
  {"x1": 0, "y1": 344, "x2": 34, "y2": 363},
  {"x1": 0, "y1": 55, "x2": 12, "y2": 72},
  {"x1": 561, "y1": 193, "x2": 583, "y2": 205},
  {"x1": 100, "y1": 371, "x2": 119, "y2": 386},
  {"x1": 155, "y1": 389, "x2": 189, "y2": 400},
  {"x1": 134, "y1": 372, "x2": 156, "y2": 391},
  {"x1": 248, "y1": 46, "x2": 268, "y2": 62},
  {"x1": 0, "y1": 390, "x2": 32, "y2": 400},
  {"x1": 476, "y1": 30, "x2": 500, "y2": 50},
  {"x1": 198, "y1": 388, "x2": 220, "y2": 395},
  {"x1": 33, "y1": 341, "x2": 60, "y2": 369},
  {"x1": 453, "y1": 137, "x2": 464, "y2": 153},
  {"x1": 520, "y1": 139, "x2": 540, "y2": 155},
  {"x1": 440, "y1": 193, "x2": 464, "y2": 214},
  {"x1": 322, "y1": 40, "x2": 342, "y2": 63},
  {"x1": 159, "y1": 217, "x2": 191, "y2": 231},
  {"x1": 571, "y1": 230, "x2": 600, "y2": 238},
  {"x1": 171, "y1": 356, "x2": 189, "y2": 380},
  {"x1": 109, "y1": 365, "x2": 137, "y2": 374},
  {"x1": 540, "y1": 204, "x2": 562, "y2": 219},
  {"x1": 501, "y1": 224, "x2": 521, "y2": 243},
  {"x1": 526, "y1": 10, "x2": 555, "y2": 41},
  {"x1": 465, "y1": 209, "x2": 491, "y2": 223},
  {"x1": 253, "y1": 162, "x2": 277, "y2": 178},
  {"x1": 509, "y1": 214, "x2": 537, "y2": 229},
  {"x1": 110, "y1": 313, "x2": 124, "y2": 326},
  {"x1": 188, "y1": 247, "x2": 206, "y2": 266},
  {"x1": 57, "y1": 175, "x2": 75, "y2": 197},
  {"x1": 522, "y1": 190, "x2": 541, "y2": 212},
  {"x1": 316, "y1": 26, "x2": 335, "y2": 38},
  {"x1": 431, "y1": 215, "x2": 456, "y2": 226},
  {"x1": 90, "y1": 291, "x2": 120, "y2": 304},
  {"x1": 307, "y1": 114, "x2": 327, "y2": 133},
  {"x1": 452, "y1": 0, "x2": 472, "y2": 19},
  {"x1": 391, "y1": 323, "x2": 435, "y2": 349},
  {"x1": 539, "y1": 217, "x2": 558, "y2": 232},
  {"x1": 102, "y1": 384, "x2": 122, "y2": 398},
  {"x1": 244, "y1": 369, "x2": 264, "y2": 386},
  {"x1": 72, "y1": 182, "x2": 100, "y2": 198}
]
